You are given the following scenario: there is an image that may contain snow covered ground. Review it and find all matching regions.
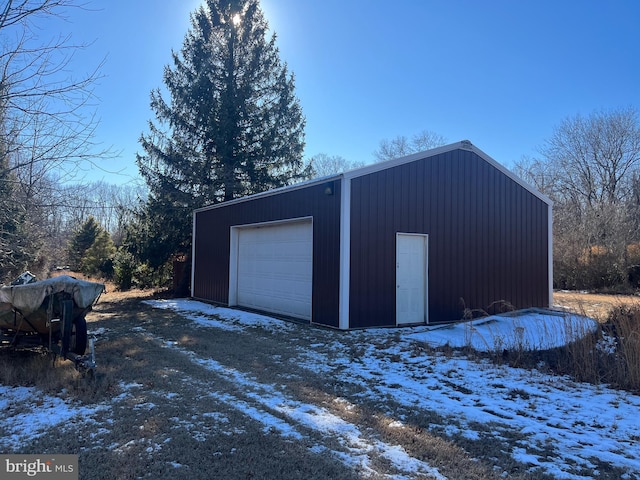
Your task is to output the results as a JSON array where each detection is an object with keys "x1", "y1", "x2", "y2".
[
  {"x1": 410, "y1": 309, "x2": 599, "y2": 351},
  {"x1": 1, "y1": 299, "x2": 638, "y2": 479}
]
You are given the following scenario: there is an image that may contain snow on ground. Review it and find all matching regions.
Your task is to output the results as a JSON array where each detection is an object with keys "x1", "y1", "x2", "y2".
[
  {"x1": 140, "y1": 327, "x2": 447, "y2": 479},
  {"x1": 0, "y1": 386, "x2": 108, "y2": 452},
  {"x1": 409, "y1": 310, "x2": 599, "y2": 351},
  {"x1": 2, "y1": 298, "x2": 639, "y2": 479},
  {"x1": 149, "y1": 298, "x2": 296, "y2": 333},
  {"x1": 145, "y1": 299, "x2": 640, "y2": 479}
]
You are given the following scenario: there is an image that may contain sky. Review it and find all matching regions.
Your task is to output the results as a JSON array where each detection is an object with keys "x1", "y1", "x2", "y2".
[
  {"x1": 2, "y1": 299, "x2": 638, "y2": 478},
  {"x1": 30, "y1": 0, "x2": 640, "y2": 185}
]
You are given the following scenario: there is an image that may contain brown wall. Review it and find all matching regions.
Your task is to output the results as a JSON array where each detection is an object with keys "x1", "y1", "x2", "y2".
[
  {"x1": 192, "y1": 180, "x2": 342, "y2": 328},
  {"x1": 348, "y1": 148, "x2": 549, "y2": 327}
]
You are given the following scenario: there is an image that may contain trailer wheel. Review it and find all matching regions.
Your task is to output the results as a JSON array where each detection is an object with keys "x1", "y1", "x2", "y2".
[{"x1": 70, "y1": 316, "x2": 88, "y2": 355}]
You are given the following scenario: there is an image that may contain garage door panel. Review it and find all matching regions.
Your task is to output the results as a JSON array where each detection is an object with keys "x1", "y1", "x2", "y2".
[
  {"x1": 236, "y1": 221, "x2": 312, "y2": 320},
  {"x1": 238, "y1": 276, "x2": 311, "y2": 297}
]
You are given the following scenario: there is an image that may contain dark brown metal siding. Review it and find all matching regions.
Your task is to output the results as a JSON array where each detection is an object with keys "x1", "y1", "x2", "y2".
[
  {"x1": 193, "y1": 180, "x2": 341, "y2": 328},
  {"x1": 349, "y1": 149, "x2": 549, "y2": 327}
]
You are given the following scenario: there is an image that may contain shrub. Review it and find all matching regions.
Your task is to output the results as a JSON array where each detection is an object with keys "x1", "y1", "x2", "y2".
[
  {"x1": 113, "y1": 250, "x2": 136, "y2": 290},
  {"x1": 554, "y1": 243, "x2": 633, "y2": 292},
  {"x1": 134, "y1": 261, "x2": 172, "y2": 289}
]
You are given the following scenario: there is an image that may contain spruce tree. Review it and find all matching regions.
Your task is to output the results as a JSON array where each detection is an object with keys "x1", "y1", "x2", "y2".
[
  {"x1": 81, "y1": 228, "x2": 116, "y2": 277},
  {"x1": 135, "y1": 0, "x2": 306, "y2": 267},
  {"x1": 68, "y1": 216, "x2": 101, "y2": 271}
]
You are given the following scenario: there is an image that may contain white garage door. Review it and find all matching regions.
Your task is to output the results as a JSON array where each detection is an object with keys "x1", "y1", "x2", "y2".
[{"x1": 236, "y1": 220, "x2": 313, "y2": 320}]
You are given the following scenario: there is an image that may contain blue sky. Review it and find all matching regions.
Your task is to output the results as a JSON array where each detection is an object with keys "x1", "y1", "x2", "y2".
[{"x1": 35, "y1": 0, "x2": 640, "y2": 184}]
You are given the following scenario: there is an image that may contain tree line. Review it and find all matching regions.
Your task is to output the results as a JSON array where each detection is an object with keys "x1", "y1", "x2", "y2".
[
  {"x1": 0, "y1": 0, "x2": 140, "y2": 281},
  {"x1": 516, "y1": 107, "x2": 640, "y2": 292},
  {"x1": 2, "y1": 0, "x2": 639, "y2": 295}
]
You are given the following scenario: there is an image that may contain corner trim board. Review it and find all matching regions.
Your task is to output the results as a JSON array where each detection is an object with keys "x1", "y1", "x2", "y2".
[
  {"x1": 338, "y1": 177, "x2": 351, "y2": 330},
  {"x1": 548, "y1": 202, "x2": 554, "y2": 308}
]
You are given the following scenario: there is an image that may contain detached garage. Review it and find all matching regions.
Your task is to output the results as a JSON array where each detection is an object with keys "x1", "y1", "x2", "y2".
[{"x1": 191, "y1": 140, "x2": 552, "y2": 329}]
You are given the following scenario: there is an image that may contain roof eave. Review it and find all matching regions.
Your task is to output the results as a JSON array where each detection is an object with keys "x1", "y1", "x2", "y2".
[{"x1": 194, "y1": 139, "x2": 552, "y2": 214}]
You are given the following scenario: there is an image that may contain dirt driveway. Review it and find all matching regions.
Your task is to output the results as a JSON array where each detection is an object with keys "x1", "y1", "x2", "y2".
[{"x1": 2, "y1": 290, "x2": 639, "y2": 479}]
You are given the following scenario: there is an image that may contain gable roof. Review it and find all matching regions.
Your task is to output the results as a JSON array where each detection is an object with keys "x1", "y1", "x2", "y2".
[
  {"x1": 342, "y1": 139, "x2": 551, "y2": 205},
  {"x1": 194, "y1": 140, "x2": 551, "y2": 213}
]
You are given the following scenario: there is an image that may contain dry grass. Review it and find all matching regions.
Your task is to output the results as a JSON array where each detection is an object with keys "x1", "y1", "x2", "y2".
[
  {"x1": 0, "y1": 349, "x2": 116, "y2": 402},
  {"x1": 3, "y1": 282, "x2": 638, "y2": 478},
  {"x1": 0, "y1": 350, "x2": 64, "y2": 388},
  {"x1": 455, "y1": 292, "x2": 640, "y2": 393},
  {"x1": 553, "y1": 290, "x2": 640, "y2": 321},
  {"x1": 1, "y1": 287, "x2": 515, "y2": 479},
  {"x1": 471, "y1": 291, "x2": 640, "y2": 393},
  {"x1": 598, "y1": 305, "x2": 640, "y2": 391}
]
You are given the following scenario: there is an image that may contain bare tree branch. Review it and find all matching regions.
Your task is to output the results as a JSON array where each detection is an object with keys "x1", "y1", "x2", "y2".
[
  {"x1": 518, "y1": 107, "x2": 640, "y2": 289},
  {"x1": 374, "y1": 129, "x2": 447, "y2": 162},
  {"x1": 0, "y1": 0, "x2": 114, "y2": 280}
]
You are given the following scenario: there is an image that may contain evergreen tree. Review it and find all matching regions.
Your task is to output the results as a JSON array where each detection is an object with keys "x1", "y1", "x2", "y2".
[
  {"x1": 81, "y1": 228, "x2": 116, "y2": 277},
  {"x1": 135, "y1": 0, "x2": 306, "y2": 267},
  {"x1": 68, "y1": 216, "x2": 100, "y2": 270},
  {"x1": 124, "y1": 197, "x2": 189, "y2": 270}
]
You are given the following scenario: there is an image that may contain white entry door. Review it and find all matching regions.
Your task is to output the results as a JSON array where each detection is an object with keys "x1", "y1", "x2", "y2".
[
  {"x1": 235, "y1": 220, "x2": 313, "y2": 320},
  {"x1": 396, "y1": 234, "x2": 428, "y2": 325}
]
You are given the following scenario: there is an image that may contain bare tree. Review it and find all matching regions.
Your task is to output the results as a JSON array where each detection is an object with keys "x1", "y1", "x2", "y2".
[
  {"x1": 1, "y1": 0, "x2": 108, "y2": 182},
  {"x1": 374, "y1": 130, "x2": 447, "y2": 162},
  {"x1": 0, "y1": 0, "x2": 73, "y2": 28},
  {"x1": 541, "y1": 107, "x2": 640, "y2": 208},
  {"x1": 0, "y1": 0, "x2": 110, "y2": 279},
  {"x1": 59, "y1": 181, "x2": 146, "y2": 240},
  {"x1": 308, "y1": 153, "x2": 365, "y2": 178},
  {"x1": 517, "y1": 107, "x2": 640, "y2": 290}
]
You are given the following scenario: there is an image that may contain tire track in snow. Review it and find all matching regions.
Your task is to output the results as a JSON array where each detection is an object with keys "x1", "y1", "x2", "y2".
[{"x1": 140, "y1": 329, "x2": 448, "y2": 480}]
